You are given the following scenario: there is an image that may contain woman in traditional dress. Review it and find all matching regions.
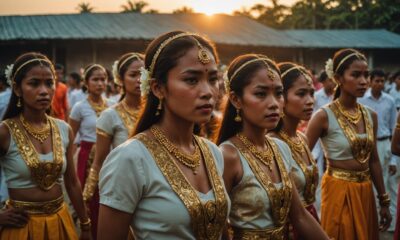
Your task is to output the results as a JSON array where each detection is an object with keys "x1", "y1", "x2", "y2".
[
  {"x1": 69, "y1": 63, "x2": 112, "y2": 238},
  {"x1": 97, "y1": 31, "x2": 230, "y2": 240},
  {"x1": 306, "y1": 48, "x2": 391, "y2": 239},
  {"x1": 82, "y1": 53, "x2": 143, "y2": 214},
  {"x1": 392, "y1": 113, "x2": 400, "y2": 240},
  {"x1": 0, "y1": 52, "x2": 90, "y2": 239},
  {"x1": 269, "y1": 62, "x2": 319, "y2": 239},
  {"x1": 217, "y1": 54, "x2": 328, "y2": 239}
]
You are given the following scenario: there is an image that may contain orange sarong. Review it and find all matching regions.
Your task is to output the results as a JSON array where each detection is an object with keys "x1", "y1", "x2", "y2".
[
  {"x1": 0, "y1": 204, "x2": 78, "y2": 240},
  {"x1": 321, "y1": 173, "x2": 379, "y2": 240}
]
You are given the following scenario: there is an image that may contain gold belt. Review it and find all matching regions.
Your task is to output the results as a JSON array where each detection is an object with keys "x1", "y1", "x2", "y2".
[
  {"x1": 6, "y1": 196, "x2": 64, "y2": 215},
  {"x1": 327, "y1": 167, "x2": 370, "y2": 182},
  {"x1": 232, "y1": 225, "x2": 286, "y2": 240}
]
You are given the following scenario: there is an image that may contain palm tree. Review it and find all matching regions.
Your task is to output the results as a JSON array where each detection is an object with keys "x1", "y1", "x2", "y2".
[
  {"x1": 76, "y1": 2, "x2": 94, "y2": 13},
  {"x1": 121, "y1": 0, "x2": 148, "y2": 13},
  {"x1": 172, "y1": 6, "x2": 195, "y2": 14}
]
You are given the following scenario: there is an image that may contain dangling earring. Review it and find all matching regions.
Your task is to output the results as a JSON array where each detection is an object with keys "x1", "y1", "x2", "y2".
[
  {"x1": 234, "y1": 108, "x2": 242, "y2": 122},
  {"x1": 17, "y1": 97, "x2": 22, "y2": 108},
  {"x1": 280, "y1": 112, "x2": 285, "y2": 119},
  {"x1": 156, "y1": 98, "x2": 163, "y2": 116}
]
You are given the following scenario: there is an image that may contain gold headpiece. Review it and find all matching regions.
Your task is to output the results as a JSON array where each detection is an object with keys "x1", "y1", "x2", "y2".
[
  {"x1": 281, "y1": 65, "x2": 312, "y2": 84},
  {"x1": 226, "y1": 57, "x2": 277, "y2": 92},
  {"x1": 83, "y1": 64, "x2": 106, "y2": 80},
  {"x1": 113, "y1": 53, "x2": 142, "y2": 85},
  {"x1": 335, "y1": 52, "x2": 366, "y2": 73},
  {"x1": 9, "y1": 58, "x2": 54, "y2": 86},
  {"x1": 140, "y1": 32, "x2": 213, "y2": 96}
]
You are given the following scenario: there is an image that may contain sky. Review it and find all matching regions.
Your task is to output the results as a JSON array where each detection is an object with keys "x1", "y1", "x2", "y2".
[{"x1": 0, "y1": 0, "x2": 296, "y2": 16}]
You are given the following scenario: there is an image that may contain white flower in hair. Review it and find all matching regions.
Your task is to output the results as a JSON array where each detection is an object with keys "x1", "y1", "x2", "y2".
[
  {"x1": 4, "y1": 64, "x2": 14, "y2": 86},
  {"x1": 325, "y1": 58, "x2": 334, "y2": 80},
  {"x1": 139, "y1": 67, "x2": 151, "y2": 96},
  {"x1": 223, "y1": 71, "x2": 230, "y2": 93},
  {"x1": 112, "y1": 60, "x2": 121, "y2": 85}
]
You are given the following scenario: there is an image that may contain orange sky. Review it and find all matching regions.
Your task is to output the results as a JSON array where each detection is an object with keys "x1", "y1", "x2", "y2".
[{"x1": 0, "y1": 0, "x2": 296, "y2": 16}]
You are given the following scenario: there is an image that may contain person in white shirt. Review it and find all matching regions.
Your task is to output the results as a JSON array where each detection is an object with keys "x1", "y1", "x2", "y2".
[{"x1": 67, "y1": 72, "x2": 86, "y2": 110}]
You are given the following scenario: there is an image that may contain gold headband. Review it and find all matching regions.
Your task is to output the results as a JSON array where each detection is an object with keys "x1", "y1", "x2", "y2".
[
  {"x1": 119, "y1": 53, "x2": 142, "y2": 72},
  {"x1": 335, "y1": 52, "x2": 366, "y2": 73},
  {"x1": 148, "y1": 32, "x2": 212, "y2": 78},
  {"x1": 83, "y1": 64, "x2": 106, "y2": 80},
  {"x1": 281, "y1": 65, "x2": 312, "y2": 84},
  {"x1": 11, "y1": 58, "x2": 54, "y2": 84},
  {"x1": 229, "y1": 57, "x2": 277, "y2": 84}
]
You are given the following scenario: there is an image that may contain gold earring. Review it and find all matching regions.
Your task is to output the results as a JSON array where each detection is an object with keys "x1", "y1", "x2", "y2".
[
  {"x1": 156, "y1": 98, "x2": 163, "y2": 116},
  {"x1": 234, "y1": 108, "x2": 242, "y2": 122},
  {"x1": 280, "y1": 112, "x2": 285, "y2": 119},
  {"x1": 17, "y1": 97, "x2": 22, "y2": 108}
]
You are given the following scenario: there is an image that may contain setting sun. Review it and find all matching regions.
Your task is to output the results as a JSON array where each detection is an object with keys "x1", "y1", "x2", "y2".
[{"x1": 191, "y1": 0, "x2": 247, "y2": 16}]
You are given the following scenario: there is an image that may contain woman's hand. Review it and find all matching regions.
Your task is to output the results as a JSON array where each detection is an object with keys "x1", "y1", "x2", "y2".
[
  {"x1": 379, "y1": 206, "x2": 392, "y2": 231},
  {"x1": 0, "y1": 208, "x2": 29, "y2": 228}
]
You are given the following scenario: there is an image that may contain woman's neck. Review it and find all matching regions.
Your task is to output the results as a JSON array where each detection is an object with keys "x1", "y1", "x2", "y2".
[
  {"x1": 338, "y1": 92, "x2": 358, "y2": 109},
  {"x1": 21, "y1": 108, "x2": 47, "y2": 124},
  {"x1": 124, "y1": 93, "x2": 141, "y2": 109},
  {"x1": 241, "y1": 122, "x2": 267, "y2": 147},
  {"x1": 88, "y1": 93, "x2": 102, "y2": 103},
  {"x1": 157, "y1": 110, "x2": 195, "y2": 148},
  {"x1": 281, "y1": 115, "x2": 300, "y2": 136}
]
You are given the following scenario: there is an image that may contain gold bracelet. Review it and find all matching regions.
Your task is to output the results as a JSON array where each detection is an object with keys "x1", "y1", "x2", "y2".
[
  {"x1": 80, "y1": 218, "x2": 91, "y2": 226},
  {"x1": 80, "y1": 218, "x2": 92, "y2": 231},
  {"x1": 83, "y1": 168, "x2": 99, "y2": 201}
]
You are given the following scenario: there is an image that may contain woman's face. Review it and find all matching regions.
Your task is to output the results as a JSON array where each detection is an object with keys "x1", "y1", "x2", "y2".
[
  {"x1": 16, "y1": 65, "x2": 55, "y2": 112},
  {"x1": 122, "y1": 60, "x2": 144, "y2": 97},
  {"x1": 238, "y1": 67, "x2": 283, "y2": 131},
  {"x1": 87, "y1": 68, "x2": 107, "y2": 97},
  {"x1": 284, "y1": 74, "x2": 315, "y2": 121},
  {"x1": 338, "y1": 59, "x2": 369, "y2": 98},
  {"x1": 161, "y1": 46, "x2": 219, "y2": 125}
]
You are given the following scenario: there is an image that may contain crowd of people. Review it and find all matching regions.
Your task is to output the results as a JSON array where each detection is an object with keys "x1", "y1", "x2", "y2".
[{"x1": 0, "y1": 30, "x2": 399, "y2": 240}]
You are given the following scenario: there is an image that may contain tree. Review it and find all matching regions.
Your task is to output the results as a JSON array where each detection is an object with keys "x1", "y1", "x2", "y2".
[
  {"x1": 76, "y1": 2, "x2": 94, "y2": 13},
  {"x1": 233, "y1": 7, "x2": 254, "y2": 19},
  {"x1": 121, "y1": 0, "x2": 148, "y2": 13},
  {"x1": 253, "y1": 1, "x2": 289, "y2": 29},
  {"x1": 172, "y1": 6, "x2": 195, "y2": 14}
]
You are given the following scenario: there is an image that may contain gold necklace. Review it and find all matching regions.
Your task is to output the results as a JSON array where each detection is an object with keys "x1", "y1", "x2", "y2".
[
  {"x1": 237, "y1": 134, "x2": 273, "y2": 171},
  {"x1": 278, "y1": 130, "x2": 304, "y2": 154},
  {"x1": 19, "y1": 114, "x2": 50, "y2": 143},
  {"x1": 335, "y1": 100, "x2": 362, "y2": 124},
  {"x1": 121, "y1": 101, "x2": 139, "y2": 117},
  {"x1": 87, "y1": 97, "x2": 107, "y2": 117},
  {"x1": 151, "y1": 126, "x2": 201, "y2": 174}
]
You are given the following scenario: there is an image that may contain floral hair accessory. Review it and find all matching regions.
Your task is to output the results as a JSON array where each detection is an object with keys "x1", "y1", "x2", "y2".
[
  {"x1": 5, "y1": 64, "x2": 14, "y2": 86},
  {"x1": 112, "y1": 60, "x2": 120, "y2": 85},
  {"x1": 223, "y1": 71, "x2": 230, "y2": 93},
  {"x1": 139, "y1": 66, "x2": 151, "y2": 96},
  {"x1": 325, "y1": 58, "x2": 334, "y2": 80}
]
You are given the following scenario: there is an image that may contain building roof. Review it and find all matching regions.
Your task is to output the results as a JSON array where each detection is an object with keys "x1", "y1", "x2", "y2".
[
  {"x1": 284, "y1": 29, "x2": 400, "y2": 49},
  {"x1": 1, "y1": 13, "x2": 400, "y2": 49},
  {"x1": 0, "y1": 13, "x2": 298, "y2": 47}
]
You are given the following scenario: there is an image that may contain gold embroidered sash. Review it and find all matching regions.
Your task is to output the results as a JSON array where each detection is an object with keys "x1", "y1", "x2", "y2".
[
  {"x1": 115, "y1": 103, "x2": 138, "y2": 135},
  {"x1": 330, "y1": 102, "x2": 374, "y2": 164},
  {"x1": 136, "y1": 134, "x2": 228, "y2": 240},
  {"x1": 233, "y1": 137, "x2": 292, "y2": 227},
  {"x1": 4, "y1": 117, "x2": 64, "y2": 191},
  {"x1": 279, "y1": 134, "x2": 318, "y2": 205}
]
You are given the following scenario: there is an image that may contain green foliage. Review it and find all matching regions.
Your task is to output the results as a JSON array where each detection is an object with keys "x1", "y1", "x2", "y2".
[
  {"x1": 235, "y1": 0, "x2": 400, "y2": 33},
  {"x1": 76, "y1": 2, "x2": 94, "y2": 13},
  {"x1": 172, "y1": 6, "x2": 195, "y2": 14},
  {"x1": 121, "y1": 0, "x2": 157, "y2": 13}
]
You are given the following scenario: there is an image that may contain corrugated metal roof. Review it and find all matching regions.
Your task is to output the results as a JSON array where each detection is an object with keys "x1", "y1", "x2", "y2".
[
  {"x1": 0, "y1": 13, "x2": 299, "y2": 47},
  {"x1": 284, "y1": 29, "x2": 400, "y2": 49}
]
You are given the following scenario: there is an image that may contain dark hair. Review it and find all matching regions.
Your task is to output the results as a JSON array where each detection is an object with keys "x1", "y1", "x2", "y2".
[
  {"x1": 115, "y1": 52, "x2": 144, "y2": 101},
  {"x1": 0, "y1": 71, "x2": 8, "y2": 87},
  {"x1": 332, "y1": 48, "x2": 366, "y2": 99},
  {"x1": 271, "y1": 62, "x2": 311, "y2": 132},
  {"x1": 3, "y1": 52, "x2": 55, "y2": 120},
  {"x1": 392, "y1": 71, "x2": 400, "y2": 81},
  {"x1": 216, "y1": 54, "x2": 280, "y2": 144},
  {"x1": 133, "y1": 31, "x2": 218, "y2": 135},
  {"x1": 319, "y1": 71, "x2": 328, "y2": 83},
  {"x1": 370, "y1": 69, "x2": 385, "y2": 81},
  {"x1": 55, "y1": 63, "x2": 64, "y2": 71},
  {"x1": 69, "y1": 72, "x2": 82, "y2": 85}
]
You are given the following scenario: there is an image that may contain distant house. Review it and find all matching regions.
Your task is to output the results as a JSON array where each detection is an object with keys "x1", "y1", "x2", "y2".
[{"x1": 0, "y1": 13, "x2": 399, "y2": 73}]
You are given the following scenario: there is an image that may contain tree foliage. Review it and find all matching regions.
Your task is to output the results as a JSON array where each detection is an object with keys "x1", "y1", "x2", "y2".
[
  {"x1": 76, "y1": 2, "x2": 94, "y2": 13},
  {"x1": 172, "y1": 6, "x2": 195, "y2": 14},
  {"x1": 121, "y1": 0, "x2": 158, "y2": 13},
  {"x1": 234, "y1": 0, "x2": 400, "y2": 33}
]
